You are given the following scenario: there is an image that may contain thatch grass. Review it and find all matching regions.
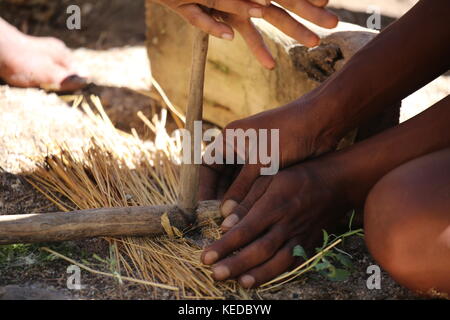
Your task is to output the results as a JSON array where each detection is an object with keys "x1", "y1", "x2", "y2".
[
  {"x1": 26, "y1": 95, "x2": 249, "y2": 299},
  {"x1": 25, "y1": 93, "x2": 356, "y2": 299}
]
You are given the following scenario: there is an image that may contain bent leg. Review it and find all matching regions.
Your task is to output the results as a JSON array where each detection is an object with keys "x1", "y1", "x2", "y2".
[{"x1": 364, "y1": 148, "x2": 450, "y2": 297}]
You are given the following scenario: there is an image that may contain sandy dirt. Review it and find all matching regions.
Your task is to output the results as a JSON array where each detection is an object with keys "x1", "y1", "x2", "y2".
[{"x1": 0, "y1": 0, "x2": 447, "y2": 300}]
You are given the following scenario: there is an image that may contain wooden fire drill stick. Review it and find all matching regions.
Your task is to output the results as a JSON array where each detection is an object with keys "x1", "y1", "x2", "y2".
[{"x1": 178, "y1": 28, "x2": 210, "y2": 219}]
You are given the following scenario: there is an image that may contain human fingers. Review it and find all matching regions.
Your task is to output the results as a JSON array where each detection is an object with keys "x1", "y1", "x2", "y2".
[
  {"x1": 277, "y1": 0, "x2": 338, "y2": 29},
  {"x1": 262, "y1": 5, "x2": 320, "y2": 47},
  {"x1": 225, "y1": 16, "x2": 276, "y2": 69},
  {"x1": 177, "y1": 4, "x2": 235, "y2": 40},
  {"x1": 211, "y1": 224, "x2": 287, "y2": 280}
]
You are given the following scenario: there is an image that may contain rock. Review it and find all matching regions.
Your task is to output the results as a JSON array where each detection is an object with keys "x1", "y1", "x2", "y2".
[{"x1": 0, "y1": 285, "x2": 70, "y2": 300}]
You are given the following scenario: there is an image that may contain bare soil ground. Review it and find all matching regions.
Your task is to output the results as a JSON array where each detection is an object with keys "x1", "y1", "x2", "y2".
[{"x1": 0, "y1": 0, "x2": 446, "y2": 300}]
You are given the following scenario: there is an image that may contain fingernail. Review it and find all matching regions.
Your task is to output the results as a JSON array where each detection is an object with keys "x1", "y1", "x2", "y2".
[
  {"x1": 221, "y1": 33, "x2": 233, "y2": 41},
  {"x1": 203, "y1": 251, "x2": 218, "y2": 265},
  {"x1": 213, "y1": 265, "x2": 230, "y2": 280},
  {"x1": 60, "y1": 74, "x2": 88, "y2": 91},
  {"x1": 265, "y1": 60, "x2": 276, "y2": 70},
  {"x1": 221, "y1": 200, "x2": 238, "y2": 217},
  {"x1": 240, "y1": 274, "x2": 255, "y2": 288},
  {"x1": 307, "y1": 35, "x2": 320, "y2": 48},
  {"x1": 63, "y1": 74, "x2": 87, "y2": 84},
  {"x1": 327, "y1": 16, "x2": 339, "y2": 29},
  {"x1": 250, "y1": 0, "x2": 267, "y2": 6},
  {"x1": 221, "y1": 214, "x2": 239, "y2": 229},
  {"x1": 248, "y1": 8, "x2": 263, "y2": 18}
]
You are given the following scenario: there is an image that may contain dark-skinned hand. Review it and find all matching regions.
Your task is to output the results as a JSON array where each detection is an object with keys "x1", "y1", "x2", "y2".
[
  {"x1": 201, "y1": 160, "x2": 350, "y2": 288},
  {"x1": 199, "y1": 90, "x2": 340, "y2": 217}
]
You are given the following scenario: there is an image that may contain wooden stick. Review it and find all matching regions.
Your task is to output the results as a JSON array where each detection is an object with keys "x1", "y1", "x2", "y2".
[
  {"x1": 0, "y1": 200, "x2": 220, "y2": 245},
  {"x1": 178, "y1": 29, "x2": 209, "y2": 218}
]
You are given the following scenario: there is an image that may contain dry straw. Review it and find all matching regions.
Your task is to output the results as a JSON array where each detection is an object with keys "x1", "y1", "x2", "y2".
[
  {"x1": 26, "y1": 93, "x2": 345, "y2": 299},
  {"x1": 27, "y1": 95, "x2": 245, "y2": 299}
]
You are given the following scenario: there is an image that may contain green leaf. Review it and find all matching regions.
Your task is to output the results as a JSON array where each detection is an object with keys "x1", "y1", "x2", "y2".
[
  {"x1": 44, "y1": 253, "x2": 58, "y2": 261},
  {"x1": 339, "y1": 228, "x2": 364, "y2": 239},
  {"x1": 329, "y1": 268, "x2": 350, "y2": 282},
  {"x1": 322, "y1": 229, "x2": 329, "y2": 248},
  {"x1": 314, "y1": 261, "x2": 330, "y2": 271},
  {"x1": 81, "y1": 259, "x2": 91, "y2": 266},
  {"x1": 325, "y1": 263, "x2": 336, "y2": 278},
  {"x1": 348, "y1": 210, "x2": 356, "y2": 230},
  {"x1": 325, "y1": 251, "x2": 336, "y2": 259},
  {"x1": 92, "y1": 254, "x2": 108, "y2": 264},
  {"x1": 318, "y1": 270, "x2": 329, "y2": 278},
  {"x1": 335, "y1": 253, "x2": 353, "y2": 268},
  {"x1": 293, "y1": 245, "x2": 307, "y2": 259}
]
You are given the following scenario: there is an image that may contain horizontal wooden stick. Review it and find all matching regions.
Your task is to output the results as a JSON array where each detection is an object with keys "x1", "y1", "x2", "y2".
[{"x1": 0, "y1": 200, "x2": 220, "y2": 245}]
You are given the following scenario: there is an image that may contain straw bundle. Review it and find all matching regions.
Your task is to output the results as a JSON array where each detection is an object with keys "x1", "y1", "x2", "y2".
[
  {"x1": 25, "y1": 94, "x2": 354, "y2": 299},
  {"x1": 26, "y1": 95, "x2": 251, "y2": 299}
]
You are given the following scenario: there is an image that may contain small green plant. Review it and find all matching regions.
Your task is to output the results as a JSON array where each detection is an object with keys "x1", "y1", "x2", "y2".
[
  {"x1": 292, "y1": 211, "x2": 364, "y2": 282},
  {"x1": 91, "y1": 243, "x2": 123, "y2": 284},
  {"x1": 0, "y1": 242, "x2": 88, "y2": 267},
  {"x1": 0, "y1": 243, "x2": 58, "y2": 267}
]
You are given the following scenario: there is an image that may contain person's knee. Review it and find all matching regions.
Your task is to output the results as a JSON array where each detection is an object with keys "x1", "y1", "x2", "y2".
[
  {"x1": 364, "y1": 152, "x2": 450, "y2": 295},
  {"x1": 364, "y1": 168, "x2": 429, "y2": 290}
]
